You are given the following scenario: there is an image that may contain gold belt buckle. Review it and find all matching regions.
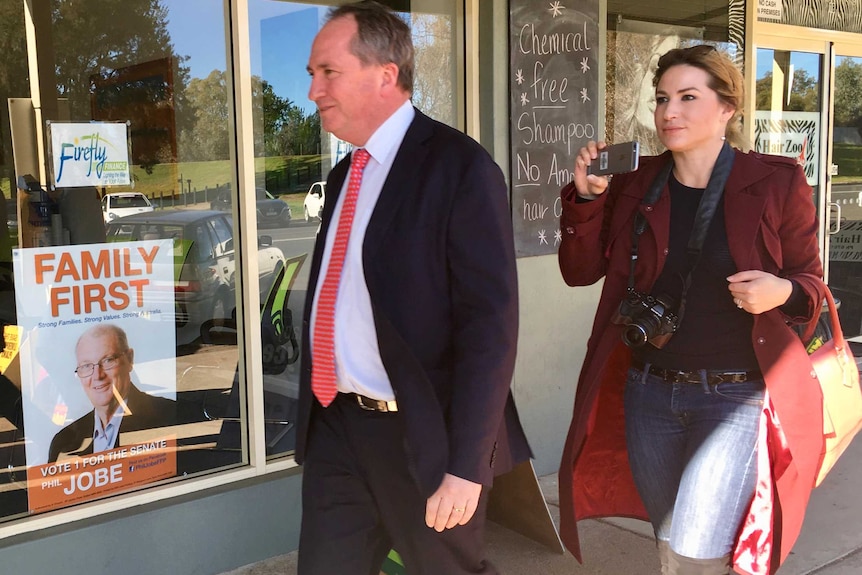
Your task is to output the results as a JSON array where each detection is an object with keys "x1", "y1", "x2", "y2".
[{"x1": 355, "y1": 394, "x2": 398, "y2": 412}]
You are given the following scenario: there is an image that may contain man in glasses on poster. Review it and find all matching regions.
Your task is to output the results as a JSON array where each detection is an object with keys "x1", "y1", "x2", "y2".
[{"x1": 47, "y1": 323, "x2": 177, "y2": 463}]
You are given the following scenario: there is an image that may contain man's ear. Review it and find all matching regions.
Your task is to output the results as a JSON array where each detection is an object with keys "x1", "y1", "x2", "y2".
[
  {"x1": 127, "y1": 348, "x2": 135, "y2": 367},
  {"x1": 380, "y1": 62, "x2": 400, "y2": 92}
]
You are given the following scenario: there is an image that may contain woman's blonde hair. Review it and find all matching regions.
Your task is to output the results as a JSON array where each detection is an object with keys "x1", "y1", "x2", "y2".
[{"x1": 653, "y1": 44, "x2": 745, "y2": 149}]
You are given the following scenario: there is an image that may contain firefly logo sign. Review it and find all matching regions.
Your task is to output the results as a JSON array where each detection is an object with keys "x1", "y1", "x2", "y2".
[
  {"x1": 50, "y1": 123, "x2": 131, "y2": 187},
  {"x1": 57, "y1": 132, "x2": 108, "y2": 182}
]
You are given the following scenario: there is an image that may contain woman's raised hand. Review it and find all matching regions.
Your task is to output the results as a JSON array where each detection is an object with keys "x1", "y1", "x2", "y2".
[{"x1": 573, "y1": 140, "x2": 611, "y2": 200}]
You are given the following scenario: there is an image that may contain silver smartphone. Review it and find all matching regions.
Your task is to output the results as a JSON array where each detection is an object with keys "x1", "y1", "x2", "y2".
[{"x1": 587, "y1": 141, "x2": 640, "y2": 176}]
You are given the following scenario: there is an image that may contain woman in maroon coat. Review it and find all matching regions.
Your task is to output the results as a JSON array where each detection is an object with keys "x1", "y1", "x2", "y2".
[{"x1": 557, "y1": 45, "x2": 826, "y2": 575}]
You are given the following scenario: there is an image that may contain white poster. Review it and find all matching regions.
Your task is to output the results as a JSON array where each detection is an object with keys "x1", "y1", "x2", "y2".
[
  {"x1": 49, "y1": 122, "x2": 132, "y2": 188},
  {"x1": 12, "y1": 240, "x2": 177, "y2": 513}
]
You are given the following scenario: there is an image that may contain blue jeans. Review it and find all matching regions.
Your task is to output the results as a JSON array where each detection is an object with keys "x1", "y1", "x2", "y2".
[{"x1": 623, "y1": 366, "x2": 764, "y2": 559}]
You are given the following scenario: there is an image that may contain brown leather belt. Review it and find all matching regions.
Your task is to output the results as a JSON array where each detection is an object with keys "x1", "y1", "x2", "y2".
[
  {"x1": 342, "y1": 392, "x2": 399, "y2": 412},
  {"x1": 632, "y1": 358, "x2": 762, "y2": 385}
]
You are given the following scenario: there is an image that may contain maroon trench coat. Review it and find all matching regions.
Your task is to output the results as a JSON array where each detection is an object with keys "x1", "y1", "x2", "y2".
[{"x1": 557, "y1": 149, "x2": 826, "y2": 575}]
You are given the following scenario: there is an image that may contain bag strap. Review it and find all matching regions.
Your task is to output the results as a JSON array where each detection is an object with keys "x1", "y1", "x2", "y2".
[
  {"x1": 822, "y1": 287, "x2": 847, "y2": 353},
  {"x1": 626, "y1": 143, "x2": 736, "y2": 325}
]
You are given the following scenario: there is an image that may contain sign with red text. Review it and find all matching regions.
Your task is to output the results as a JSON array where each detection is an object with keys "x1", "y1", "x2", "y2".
[{"x1": 12, "y1": 240, "x2": 178, "y2": 513}]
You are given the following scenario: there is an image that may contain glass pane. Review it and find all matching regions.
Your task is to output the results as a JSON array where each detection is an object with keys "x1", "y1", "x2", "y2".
[
  {"x1": 753, "y1": 48, "x2": 822, "y2": 191},
  {"x1": 0, "y1": 0, "x2": 253, "y2": 524},
  {"x1": 828, "y1": 55, "x2": 862, "y2": 340},
  {"x1": 247, "y1": 0, "x2": 462, "y2": 459}
]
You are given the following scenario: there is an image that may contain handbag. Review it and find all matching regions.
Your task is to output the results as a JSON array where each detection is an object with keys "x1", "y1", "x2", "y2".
[{"x1": 809, "y1": 286, "x2": 862, "y2": 487}]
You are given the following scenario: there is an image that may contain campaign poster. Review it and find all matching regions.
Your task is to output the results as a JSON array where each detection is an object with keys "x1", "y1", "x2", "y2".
[
  {"x1": 48, "y1": 121, "x2": 132, "y2": 188},
  {"x1": 12, "y1": 240, "x2": 177, "y2": 513}
]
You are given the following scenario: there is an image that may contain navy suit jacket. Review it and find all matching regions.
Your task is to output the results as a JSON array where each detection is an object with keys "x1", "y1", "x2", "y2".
[{"x1": 296, "y1": 109, "x2": 531, "y2": 496}]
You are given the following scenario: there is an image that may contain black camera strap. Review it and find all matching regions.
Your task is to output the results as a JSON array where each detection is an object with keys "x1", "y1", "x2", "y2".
[{"x1": 626, "y1": 142, "x2": 736, "y2": 322}]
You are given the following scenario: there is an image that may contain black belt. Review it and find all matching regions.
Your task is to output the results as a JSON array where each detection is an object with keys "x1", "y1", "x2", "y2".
[
  {"x1": 341, "y1": 392, "x2": 399, "y2": 412},
  {"x1": 632, "y1": 358, "x2": 762, "y2": 385}
]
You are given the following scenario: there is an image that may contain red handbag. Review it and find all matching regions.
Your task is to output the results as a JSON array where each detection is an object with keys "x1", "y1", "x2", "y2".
[{"x1": 810, "y1": 286, "x2": 862, "y2": 487}]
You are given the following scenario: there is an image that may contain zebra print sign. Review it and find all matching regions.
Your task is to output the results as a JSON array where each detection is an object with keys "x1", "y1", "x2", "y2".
[
  {"x1": 754, "y1": 111, "x2": 819, "y2": 185},
  {"x1": 758, "y1": 0, "x2": 862, "y2": 34}
]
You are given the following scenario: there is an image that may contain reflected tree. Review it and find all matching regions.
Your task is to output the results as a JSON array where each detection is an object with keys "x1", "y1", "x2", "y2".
[
  {"x1": 0, "y1": 1, "x2": 30, "y2": 190},
  {"x1": 412, "y1": 13, "x2": 455, "y2": 125},
  {"x1": 52, "y1": 0, "x2": 193, "y2": 171},
  {"x1": 834, "y1": 58, "x2": 862, "y2": 131},
  {"x1": 755, "y1": 69, "x2": 819, "y2": 112},
  {"x1": 178, "y1": 70, "x2": 320, "y2": 161}
]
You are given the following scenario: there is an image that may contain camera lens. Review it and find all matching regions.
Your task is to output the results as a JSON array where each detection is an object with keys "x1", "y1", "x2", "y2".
[{"x1": 621, "y1": 324, "x2": 649, "y2": 347}]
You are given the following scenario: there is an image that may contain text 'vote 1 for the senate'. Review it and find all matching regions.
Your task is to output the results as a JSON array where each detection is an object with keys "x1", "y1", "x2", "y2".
[{"x1": 510, "y1": 0, "x2": 599, "y2": 257}]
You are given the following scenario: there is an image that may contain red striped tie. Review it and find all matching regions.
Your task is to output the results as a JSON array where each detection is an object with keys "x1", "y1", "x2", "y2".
[{"x1": 311, "y1": 148, "x2": 371, "y2": 406}]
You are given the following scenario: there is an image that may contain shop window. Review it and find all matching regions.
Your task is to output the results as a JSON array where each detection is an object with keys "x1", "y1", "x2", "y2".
[
  {"x1": 0, "y1": 0, "x2": 248, "y2": 524},
  {"x1": 246, "y1": 0, "x2": 463, "y2": 460},
  {"x1": 0, "y1": 0, "x2": 465, "y2": 524}
]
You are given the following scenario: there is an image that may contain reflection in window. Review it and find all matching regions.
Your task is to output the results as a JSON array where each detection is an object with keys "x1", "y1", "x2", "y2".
[
  {"x1": 247, "y1": 0, "x2": 462, "y2": 459},
  {"x1": 0, "y1": 0, "x2": 251, "y2": 524}
]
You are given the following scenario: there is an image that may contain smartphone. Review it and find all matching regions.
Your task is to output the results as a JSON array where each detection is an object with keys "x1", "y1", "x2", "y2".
[{"x1": 587, "y1": 141, "x2": 640, "y2": 176}]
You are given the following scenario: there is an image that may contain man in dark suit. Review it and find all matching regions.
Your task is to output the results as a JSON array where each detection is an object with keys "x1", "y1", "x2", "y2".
[
  {"x1": 48, "y1": 324, "x2": 176, "y2": 463},
  {"x1": 296, "y1": 2, "x2": 530, "y2": 574}
]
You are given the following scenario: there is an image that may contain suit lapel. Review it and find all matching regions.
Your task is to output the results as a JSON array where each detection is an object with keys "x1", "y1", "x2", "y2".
[{"x1": 362, "y1": 110, "x2": 433, "y2": 259}]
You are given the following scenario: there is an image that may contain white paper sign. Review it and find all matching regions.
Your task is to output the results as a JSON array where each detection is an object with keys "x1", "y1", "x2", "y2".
[
  {"x1": 50, "y1": 122, "x2": 131, "y2": 187},
  {"x1": 757, "y1": 0, "x2": 782, "y2": 21}
]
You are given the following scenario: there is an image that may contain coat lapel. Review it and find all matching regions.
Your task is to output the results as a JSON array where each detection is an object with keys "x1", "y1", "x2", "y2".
[
  {"x1": 362, "y1": 110, "x2": 433, "y2": 259},
  {"x1": 724, "y1": 152, "x2": 778, "y2": 272}
]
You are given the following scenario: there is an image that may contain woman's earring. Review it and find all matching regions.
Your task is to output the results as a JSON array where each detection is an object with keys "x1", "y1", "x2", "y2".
[{"x1": 720, "y1": 135, "x2": 726, "y2": 141}]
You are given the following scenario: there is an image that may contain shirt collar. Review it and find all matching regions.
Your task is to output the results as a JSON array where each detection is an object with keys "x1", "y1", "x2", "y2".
[
  {"x1": 362, "y1": 100, "x2": 415, "y2": 166},
  {"x1": 93, "y1": 404, "x2": 125, "y2": 439}
]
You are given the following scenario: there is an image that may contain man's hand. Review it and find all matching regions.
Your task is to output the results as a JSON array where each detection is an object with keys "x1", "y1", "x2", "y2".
[{"x1": 425, "y1": 473, "x2": 482, "y2": 532}]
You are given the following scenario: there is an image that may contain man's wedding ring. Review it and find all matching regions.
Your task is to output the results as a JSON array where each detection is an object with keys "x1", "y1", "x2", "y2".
[
  {"x1": 734, "y1": 298, "x2": 743, "y2": 308},
  {"x1": 453, "y1": 507, "x2": 465, "y2": 513}
]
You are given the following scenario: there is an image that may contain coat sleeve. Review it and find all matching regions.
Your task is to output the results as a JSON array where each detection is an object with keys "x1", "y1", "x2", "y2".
[
  {"x1": 444, "y1": 149, "x2": 520, "y2": 485},
  {"x1": 773, "y1": 162, "x2": 825, "y2": 325},
  {"x1": 557, "y1": 180, "x2": 618, "y2": 287}
]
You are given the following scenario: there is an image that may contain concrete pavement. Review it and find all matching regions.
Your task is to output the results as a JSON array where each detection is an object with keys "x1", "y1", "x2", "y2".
[{"x1": 218, "y1": 435, "x2": 862, "y2": 575}]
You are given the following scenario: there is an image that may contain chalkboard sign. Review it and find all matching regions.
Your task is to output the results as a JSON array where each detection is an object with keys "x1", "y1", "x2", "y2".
[{"x1": 510, "y1": 0, "x2": 600, "y2": 258}]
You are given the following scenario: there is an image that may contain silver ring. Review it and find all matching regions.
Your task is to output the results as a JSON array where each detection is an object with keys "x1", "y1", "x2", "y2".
[
  {"x1": 734, "y1": 298, "x2": 743, "y2": 308},
  {"x1": 453, "y1": 507, "x2": 465, "y2": 513}
]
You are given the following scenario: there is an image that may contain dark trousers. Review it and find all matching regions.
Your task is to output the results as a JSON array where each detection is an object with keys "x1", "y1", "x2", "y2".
[{"x1": 298, "y1": 394, "x2": 496, "y2": 575}]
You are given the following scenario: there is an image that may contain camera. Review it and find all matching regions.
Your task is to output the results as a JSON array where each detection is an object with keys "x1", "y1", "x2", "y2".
[{"x1": 611, "y1": 289, "x2": 679, "y2": 348}]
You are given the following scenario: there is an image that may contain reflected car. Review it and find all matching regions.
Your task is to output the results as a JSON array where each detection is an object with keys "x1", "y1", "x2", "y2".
[
  {"x1": 105, "y1": 209, "x2": 286, "y2": 346},
  {"x1": 209, "y1": 187, "x2": 292, "y2": 228},
  {"x1": 101, "y1": 192, "x2": 155, "y2": 223},
  {"x1": 302, "y1": 181, "x2": 326, "y2": 222}
]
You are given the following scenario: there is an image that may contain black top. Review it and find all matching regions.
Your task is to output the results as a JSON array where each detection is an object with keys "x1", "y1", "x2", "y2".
[{"x1": 637, "y1": 174, "x2": 760, "y2": 371}]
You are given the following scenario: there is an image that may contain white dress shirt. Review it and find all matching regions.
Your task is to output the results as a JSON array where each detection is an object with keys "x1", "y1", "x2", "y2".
[{"x1": 311, "y1": 100, "x2": 415, "y2": 401}]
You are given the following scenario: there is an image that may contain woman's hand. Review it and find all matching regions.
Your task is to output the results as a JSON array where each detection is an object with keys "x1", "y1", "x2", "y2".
[
  {"x1": 573, "y1": 141, "x2": 611, "y2": 200},
  {"x1": 727, "y1": 270, "x2": 793, "y2": 314}
]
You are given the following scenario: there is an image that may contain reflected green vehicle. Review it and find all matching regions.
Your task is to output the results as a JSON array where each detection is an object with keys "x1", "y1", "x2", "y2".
[{"x1": 105, "y1": 209, "x2": 285, "y2": 346}]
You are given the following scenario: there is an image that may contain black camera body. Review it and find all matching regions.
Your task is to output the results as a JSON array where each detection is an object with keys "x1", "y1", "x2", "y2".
[{"x1": 611, "y1": 289, "x2": 679, "y2": 348}]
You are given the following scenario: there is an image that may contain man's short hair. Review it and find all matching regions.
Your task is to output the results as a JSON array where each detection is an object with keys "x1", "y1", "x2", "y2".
[
  {"x1": 327, "y1": 1, "x2": 415, "y2": 94},
  {"x1": 76, "y1": 324, "x2": 130, "y2": 356}
]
